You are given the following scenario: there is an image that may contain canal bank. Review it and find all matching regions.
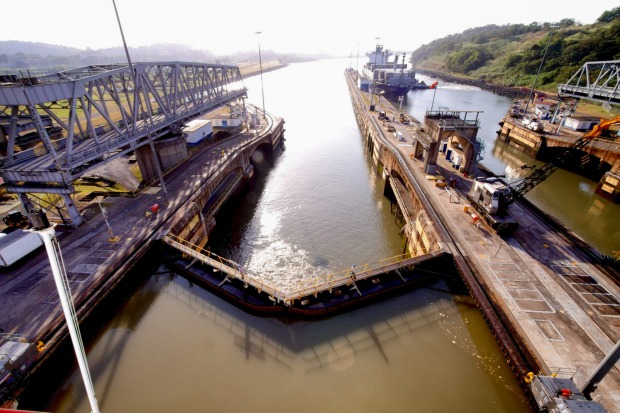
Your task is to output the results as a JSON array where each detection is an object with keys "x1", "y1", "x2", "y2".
[{"x1": 345, "y1": 68, "x2": 620, "y2": 411}]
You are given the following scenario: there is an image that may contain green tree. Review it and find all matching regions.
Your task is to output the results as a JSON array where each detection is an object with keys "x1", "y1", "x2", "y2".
[
  {"x1": 597, "y1": 6, "x2": 620, "y2": 23},
  {"x1": 446, "y1": 48, "x2": 488, "y2": 73}
]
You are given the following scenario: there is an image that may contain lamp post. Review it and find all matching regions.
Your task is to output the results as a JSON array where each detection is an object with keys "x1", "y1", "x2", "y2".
[
  {"x1": 377, "y1": 91, "x2": 385, "y2": 114},
  {"x1": 96, "y1": 197, "x2": 119, "y2": 242},
  {"x1": 255, "y1": 31, "x2": 266, "y2": 119},
  {"x1": 112, "y1": 0, "x2": 168, "y2": 203}
]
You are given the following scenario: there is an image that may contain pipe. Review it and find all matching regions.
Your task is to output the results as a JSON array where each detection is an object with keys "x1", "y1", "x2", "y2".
[{"x1": 34, "y1": 225, "x2": 102, "y2": 413}]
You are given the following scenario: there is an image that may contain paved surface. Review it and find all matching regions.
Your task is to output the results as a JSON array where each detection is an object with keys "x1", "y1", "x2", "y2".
[{"x1": 373, "y1": 95, "x2": 620, "y2": 412}]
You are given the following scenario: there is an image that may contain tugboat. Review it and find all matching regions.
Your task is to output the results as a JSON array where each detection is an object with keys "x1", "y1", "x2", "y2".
[{"x1": 360, "y1": 44, "x2": 427, "y2": 97}]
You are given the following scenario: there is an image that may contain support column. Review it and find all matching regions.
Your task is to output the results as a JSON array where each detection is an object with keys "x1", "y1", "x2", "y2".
[
  {"x1": 62, "y1": 193, "x2": 84, "y2": 227},
  {"x1": 18, "y1": 194, "x2": 35, "y2": 214}
]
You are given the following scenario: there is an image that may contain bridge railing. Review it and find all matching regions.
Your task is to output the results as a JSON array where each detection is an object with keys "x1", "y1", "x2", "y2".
[
  {"x1": 163, "y1": 232, "x2": 444, "y2": 306},
  {"x1": 162, "y1": 233, "x2": 285, "y2": 302}
]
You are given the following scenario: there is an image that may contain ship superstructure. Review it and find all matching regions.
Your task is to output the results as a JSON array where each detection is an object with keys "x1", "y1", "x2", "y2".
[{"x1": 361, "y1": 44, "x2": 426, "y2": 97}]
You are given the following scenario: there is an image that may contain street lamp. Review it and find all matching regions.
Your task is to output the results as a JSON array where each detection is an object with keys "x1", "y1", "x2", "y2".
[
  {"x1": 96, "y1": 196, "x2": 119, "y2": 242},
  {"x1": 377, "y1": 91, "x2": 385, "y2": 114},
  {"x1": 255, "y1": 31, "x2": 266, "y2": 119}
]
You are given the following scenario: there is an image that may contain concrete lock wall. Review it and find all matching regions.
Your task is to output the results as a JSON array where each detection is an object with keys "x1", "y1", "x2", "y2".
[
  {"x1": 166, "y1": 118, "x2": 285, "y2": 248},
  {"x1": 348, "y1": 92, "x2": 442, "y2": 259},
  {"x1": 135, "y1": 136, "x2": 187, "y2": 182}
]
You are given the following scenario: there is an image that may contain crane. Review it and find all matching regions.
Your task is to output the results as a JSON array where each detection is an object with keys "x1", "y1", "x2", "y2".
[{"x1": 467, "y1": 116, "x2": 619, "y2": 234}]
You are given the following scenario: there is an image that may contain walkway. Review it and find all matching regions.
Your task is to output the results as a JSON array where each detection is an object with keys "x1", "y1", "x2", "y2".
[{"x1": 163, "y1": 233, "x2": 444, "y2": 305}]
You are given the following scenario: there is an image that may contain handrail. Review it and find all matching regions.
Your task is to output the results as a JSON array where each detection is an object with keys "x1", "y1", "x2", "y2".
[{"x1": 163, "y1": 233, "x2": 442, "y2": 306}]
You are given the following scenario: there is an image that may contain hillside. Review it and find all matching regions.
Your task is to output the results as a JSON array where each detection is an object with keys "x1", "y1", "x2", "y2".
[
  {"x1": 410, "y1": 7, "x2": 620, "y2": 95},
  {"x1": 0, "y1": 41, "x2": 323, "y2": 75}
]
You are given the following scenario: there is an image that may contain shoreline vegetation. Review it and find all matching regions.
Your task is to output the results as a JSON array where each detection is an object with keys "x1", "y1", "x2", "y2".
[{"x1": 415, "y1": 68, "x2": 523, "y2": 99}]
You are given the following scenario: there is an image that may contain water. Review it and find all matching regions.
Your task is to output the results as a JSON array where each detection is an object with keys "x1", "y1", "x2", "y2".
[
  {"x1": 26, "y1": 270, "x2": 530, "y2": 413},
  {"x1": 210, "y1": 60, "x2": 404, "y2": 289},
  {"x1": 19, "y1": 59, "x2": 540, "y2": 412}
]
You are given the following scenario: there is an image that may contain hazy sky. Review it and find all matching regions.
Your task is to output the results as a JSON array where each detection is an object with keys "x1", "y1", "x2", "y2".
[{"x1": 4, "y1": 0, "x2": 618, "y2": 56}]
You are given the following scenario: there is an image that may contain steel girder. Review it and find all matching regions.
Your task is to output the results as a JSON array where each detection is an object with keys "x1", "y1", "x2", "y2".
[
  {"x1": 557, "y1": 60, "x2": 620, "y2": 104},
  {"x1": 0, "y1": 61, "x2": 246, "y2": 225},
  {"x1": 0, "y1": 62, "x2": 246, "y2": 183}
]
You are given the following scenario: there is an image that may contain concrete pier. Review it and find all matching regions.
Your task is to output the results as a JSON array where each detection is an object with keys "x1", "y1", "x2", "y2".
[{"x1": 345, "y1": 69, "x2": 620, "y2": 412}]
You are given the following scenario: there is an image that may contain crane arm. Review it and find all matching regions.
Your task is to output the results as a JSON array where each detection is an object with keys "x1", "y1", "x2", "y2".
[
  {"x1": 503, "y1": 116, "x2": 620, "y2": 205},
  {"x1": 583, "y1": 115, "x2": 620, "y2": 139}
]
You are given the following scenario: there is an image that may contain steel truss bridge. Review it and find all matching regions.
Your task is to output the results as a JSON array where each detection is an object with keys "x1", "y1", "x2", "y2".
[
  {"x1": 0, "y1": 62, "x2": 247, "y2": 225},
  {"x1": 557, "y1": 60, "x2": 620, "y2": 104}
]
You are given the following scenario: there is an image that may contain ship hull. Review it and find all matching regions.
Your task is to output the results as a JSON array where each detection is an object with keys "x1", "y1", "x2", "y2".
[{"x1": 373, "y1": 84, "x2": 413, "y2": 97}]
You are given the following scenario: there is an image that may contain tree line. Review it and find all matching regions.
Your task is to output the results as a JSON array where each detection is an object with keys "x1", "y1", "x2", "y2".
[{"x1": 410, "y1": 7, "x2": 620, "y2": 91}]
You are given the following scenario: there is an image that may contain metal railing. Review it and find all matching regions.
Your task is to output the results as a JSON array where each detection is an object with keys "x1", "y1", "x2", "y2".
[
  {"x1": 163, "y1": 233, "x2": 443, "y2": 306},
  {"x1": 163, "y1": 233, "x2": 283, "y2": 301}
]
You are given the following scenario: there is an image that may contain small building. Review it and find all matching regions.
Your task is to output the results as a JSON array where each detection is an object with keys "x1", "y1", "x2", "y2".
[
  {"x1": 358, "y1": 77, "x2": 371, "y2": 92},
  {"x1": 414, "y1": 110, "x2": 482, "y2": 176},
  {"x1": 534, "y1": 105, "x2": 551, "y2": 120},
  {"x1": 211, "y1": 116, "x2": 243, "y2": 128},
  {"x1": 563, "y1": 117, "x2": 600, "y2": 132},
  {"x1": 182, "y1": 119, "x2": 213, "y2": 145}
]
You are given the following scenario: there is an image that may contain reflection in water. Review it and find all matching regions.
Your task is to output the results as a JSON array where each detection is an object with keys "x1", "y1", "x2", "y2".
[{"x1": 39, "y1": 270, "x2": 529, "y2": 413}]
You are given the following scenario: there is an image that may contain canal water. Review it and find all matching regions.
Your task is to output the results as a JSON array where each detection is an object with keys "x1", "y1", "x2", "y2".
[{"x1": 23, "y1": 57, "x2": 611, "y2": 412}]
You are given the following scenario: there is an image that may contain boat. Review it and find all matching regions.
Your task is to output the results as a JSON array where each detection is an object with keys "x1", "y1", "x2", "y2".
[{"x1": 360, "y1": 44, "x2": 427, "y2": 97}]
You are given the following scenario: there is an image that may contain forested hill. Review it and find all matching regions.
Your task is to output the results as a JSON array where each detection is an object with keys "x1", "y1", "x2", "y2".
[{"x1": 410, "y1": 7, "x2": 620, "y2": 93}]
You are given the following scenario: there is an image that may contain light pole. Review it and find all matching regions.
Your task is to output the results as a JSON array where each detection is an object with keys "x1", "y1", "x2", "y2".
[
  {"x1": 112, "y1": 0, "x2": 168, "y2": 203},
  {"x1": 377, "y1": 91, "x2": 385, "y2": 114},
  {"x1": 255, "y1": 31, "x2": 266, "y2": 119},
  {"x1": 96, "y1": 197, "x2": 119, "y2": 242}
]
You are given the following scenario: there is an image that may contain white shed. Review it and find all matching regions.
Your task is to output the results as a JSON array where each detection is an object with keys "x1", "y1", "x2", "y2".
[
  {"x1": 182, "y1": 119, "x2": 213, "y2": 145},
  {"x1": 564, "y1": 117, "x2": 599, "y2": 132},
  {"x1": 211, "y1": 116, "x2": 243, "y2": 128}
]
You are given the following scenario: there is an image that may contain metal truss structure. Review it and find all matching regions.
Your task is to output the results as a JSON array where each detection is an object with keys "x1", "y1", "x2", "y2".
[
  {"x1": 557, "y1": 60, "x2": 620, "y2": 104},
  {"x1": 0, "y1": 62, "x2": 247, "y2": 225}
]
